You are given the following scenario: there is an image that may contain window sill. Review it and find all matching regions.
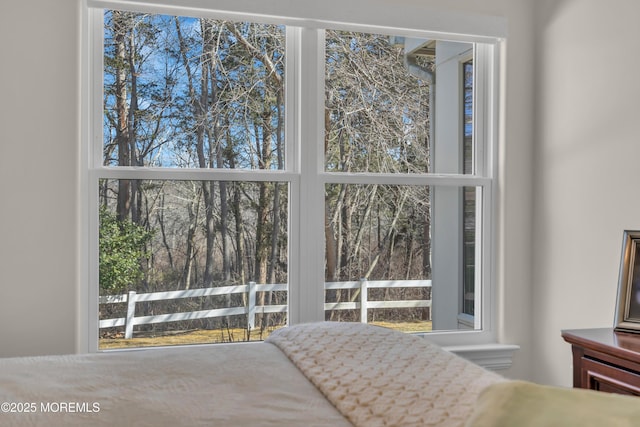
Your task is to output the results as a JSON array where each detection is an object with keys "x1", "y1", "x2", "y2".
[{"x1": 442, "y1": 343, "x2": 520, "y2": 371}]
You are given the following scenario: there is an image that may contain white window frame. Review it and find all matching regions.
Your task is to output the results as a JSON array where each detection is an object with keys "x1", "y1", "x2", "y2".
[
  {"x1": 81, "y1": 0, "x2": 511, "y2": 362},
  {"x1": 432, "y1": 42, "x2": 482, "y2": 333}
]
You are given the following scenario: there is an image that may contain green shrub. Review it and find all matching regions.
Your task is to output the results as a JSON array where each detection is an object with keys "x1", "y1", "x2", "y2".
[{"x1": 99, "y1": 207, "x2": 153, "y2": 294}]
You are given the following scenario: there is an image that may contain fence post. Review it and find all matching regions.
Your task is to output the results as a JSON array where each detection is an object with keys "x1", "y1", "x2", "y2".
[
  {"x1": 125, "y1": 291, "x2": 137, "y2": 339},
  {"x1": 247, "y1": 282, "x2": 256, "y2": 330},
  {"x1": 360, "y1": 278, "x2": 368, "y2": 324}
]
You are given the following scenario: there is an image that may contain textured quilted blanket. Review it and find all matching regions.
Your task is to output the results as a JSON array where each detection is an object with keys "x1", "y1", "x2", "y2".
[{"x1": 267, "y1": 322, "x2": 504, "y2": 427}]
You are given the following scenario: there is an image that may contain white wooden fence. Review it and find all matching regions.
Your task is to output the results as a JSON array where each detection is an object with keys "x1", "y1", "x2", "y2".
[{"x1": 99, "y1": 279, "x2": 431, "y2": 339}]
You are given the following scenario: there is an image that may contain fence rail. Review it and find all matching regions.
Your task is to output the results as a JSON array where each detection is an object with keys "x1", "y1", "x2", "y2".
[{"x1": 100, "y1": 279, "x2": 431, "y2": 339}]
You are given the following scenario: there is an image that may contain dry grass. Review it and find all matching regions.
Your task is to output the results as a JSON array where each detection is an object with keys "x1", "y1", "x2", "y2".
[{"x1": 99, "y1": 321, "x2": 432, "y2": 350}]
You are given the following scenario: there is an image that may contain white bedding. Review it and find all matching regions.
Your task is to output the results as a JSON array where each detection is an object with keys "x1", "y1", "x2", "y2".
[
  {"x1": 0, "y1": 342, "x2": 351, "y2": 427},
  {"x1": 267, "y1": 322, "x2": 504, "y2": 427},
  {"x1": 0, "y1": 322, "x2": 502, "y2": 426}
]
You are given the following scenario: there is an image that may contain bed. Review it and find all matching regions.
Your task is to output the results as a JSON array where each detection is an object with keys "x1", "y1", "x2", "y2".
[
  {"x1": 6, "y1": 322, "x2": 638, "y2": 427},
  {"x1": 0, "y1": 322, "x2": 504, "y2": 426}
]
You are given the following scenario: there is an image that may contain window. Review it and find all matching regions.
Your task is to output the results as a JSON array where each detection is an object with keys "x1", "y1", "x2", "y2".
[
  {"x1": 462, "y1": 59, "x2": 475, "y2": 318},
  {"x1": 85, "y1": 1, "x2": 501, "y2": 351}
]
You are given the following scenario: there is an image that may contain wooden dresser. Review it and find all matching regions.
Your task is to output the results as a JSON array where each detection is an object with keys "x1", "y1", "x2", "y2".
[{"x1": 562, "y1": 328, "x2": 640, "y2": 396}]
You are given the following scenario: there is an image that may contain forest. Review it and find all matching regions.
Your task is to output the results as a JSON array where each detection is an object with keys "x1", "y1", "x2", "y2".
[{"x1": 99, "y1": 10, "x2": 442, "y2": 341}]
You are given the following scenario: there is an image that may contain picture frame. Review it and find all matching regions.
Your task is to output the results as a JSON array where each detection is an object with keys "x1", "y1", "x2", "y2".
[{"x1": 614, "y1": 230, "x2": 640, "y2": 333}]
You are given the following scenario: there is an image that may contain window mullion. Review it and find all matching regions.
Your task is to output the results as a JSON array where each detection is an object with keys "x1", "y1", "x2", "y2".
[
  {"x1": 292, "y1": 27, "x2": 325, "y2": 324},
  {"x1": 85, "y1": 6, "x2": 104, "y2": 353},
  {"x1": 93, "y1": 167, "x2": 297, "y2": 182},
  {"x1": 286, "y1": 26, "x2": 301, "y2": 325}
]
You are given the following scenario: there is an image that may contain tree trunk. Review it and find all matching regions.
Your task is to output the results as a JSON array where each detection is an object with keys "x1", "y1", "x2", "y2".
[
  {"x1": 182, "y1": 188, "x2": 200, "y2": 290},
  {"x1": 157, "y1": 193, "x2": 174, "y2": 270},
  {"x1": 113, "y1": 10, "x2": 131, "y2": 222},
  {"x1": 255, "y1": 109, "x2": 273, "y2": 328},
  {"x1": 127, "y1": 29, "x2": 140, "y2": 225}
]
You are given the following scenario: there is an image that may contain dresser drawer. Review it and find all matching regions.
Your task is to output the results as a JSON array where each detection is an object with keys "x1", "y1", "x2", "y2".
[{"x1": 581, "y1": 357, "x2": 640, "y2": 396}]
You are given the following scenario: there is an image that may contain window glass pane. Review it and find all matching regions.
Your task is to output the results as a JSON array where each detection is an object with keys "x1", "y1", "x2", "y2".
[
  {"x1": 324, "y1": 183, "x2": 481, "y2": 332},
  {"x1": 462, "y1": 61, "x2": 475, "y2": 316},
  {"x1": 325, "y1": 31, "x2": 433, "y2": 174},
  {"x1": 98, "y1": 179, "x2": 288, "y2": 349},
  {"x1": 324, "y1": 184, "x2": 432, "y2": 332},
  {"x1": 103, "y1": 11, "x2": 285, "y2": 169},
  {"x1": 325, "y1": 31, "x2": 477, "y2": 175},
  {"x1": 463, "y1": 59, "x2": 474, "y2": 175},
  {"x1": 462, "y1": 186, "x2": 477, "y2": 317}
]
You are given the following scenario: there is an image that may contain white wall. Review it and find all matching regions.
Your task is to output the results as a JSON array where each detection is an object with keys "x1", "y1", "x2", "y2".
[
  {"x1": 532, "y1": 0, "x2": 640, "y2": 386},
  {"x1": 0, "y1": 0, "x2": 80, "y2": 357},
  {"x1": 0, "y1": 0, "x2": 536, "y2": 382}
]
